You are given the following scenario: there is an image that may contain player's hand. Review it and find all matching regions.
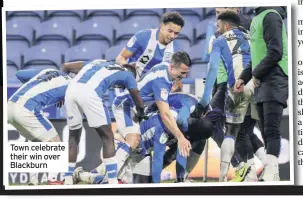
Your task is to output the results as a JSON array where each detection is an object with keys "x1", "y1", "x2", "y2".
[
  {"x1": 234, "y1": 79, "x2": 245, "y2": 92},
  {"x1": 113, "y1": 130, "x2": 126, "y2": 143},
  {"x1": 129, "y1": 62, "x2": 138, "y2": 69},
  {"x1": 190, "y1": 103, "x2": 208, "y2": 118},
  {"x1": 177, "y1": 136, "x2": 191, "y2": 157},
  {"x1": 56, "y1": 100, "x2": 64, "y2": 108},
  {"x1": 133, "y1": 107, "x2": 148, "y2": 123},
  {"x1": 252, "y1": 77, "x2": 261, "y2": 88}
]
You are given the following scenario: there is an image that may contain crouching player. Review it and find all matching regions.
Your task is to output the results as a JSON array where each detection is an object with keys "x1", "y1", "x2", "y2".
[
  {"x1": 7, "y1": 69, "x2": 71, "y2": 185},
  {"x1": 72, "y1": 100, "x2": 221, "y2": 184}
]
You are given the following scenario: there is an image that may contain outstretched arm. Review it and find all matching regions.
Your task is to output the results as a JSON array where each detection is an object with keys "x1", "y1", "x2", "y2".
[
  {"x1": 16, "y1": 69, "x2": 43, "y2": 83},
  {"x1": 199, "y1": 41, "x2": 221, "y2": 107}
]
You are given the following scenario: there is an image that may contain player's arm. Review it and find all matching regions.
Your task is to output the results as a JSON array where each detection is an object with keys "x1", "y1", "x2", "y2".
[
  {"x1": 239, "y1": 62, "x2": 253, "y2": 84},
  {"x1": 125, "y1": 73, "x2": 145, "y2": 119},
  {"x1": 252, "y1": 12, "x2": 284, "y2": 79},
  {"x1": 177, "y1": 105, "x2": 191, "y2": 133},
  {"x1": 199, "y1": 40, "x2": 222, "y2": 107},
  {"x1": 62, "y1": 61, "x2": 85, "y2": 74},
  {"x1": 115, "y1": 31, "x2": 144, "y2": 66},
  {"x1": 15, "y1": 69, "x2": 43, "y2": 83},
  {"x1": 115, "y1": 48, "x2": 135, "y2": 66},
  {"x1": 153, "y1": 83, "x2": 191, "y2": 157},
  {"x1": 156, "y1": 101, "x2": 191, "y2": 157},
  {"x1": 202, "y1": 22, "x2": 217, "y2": 62}
]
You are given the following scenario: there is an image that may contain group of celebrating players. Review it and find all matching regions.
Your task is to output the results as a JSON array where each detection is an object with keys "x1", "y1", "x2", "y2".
[{"x1": 7, "y1": 6, "x2": 288, "y2": 185}]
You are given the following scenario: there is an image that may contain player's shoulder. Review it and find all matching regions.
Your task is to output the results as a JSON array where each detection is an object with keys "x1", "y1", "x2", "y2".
[
  {"x1": 150, "y1": 62, "x2": 169, "y2": 72},
  {"x1": 134, "y1": 29, "x2": 153, "y2": 39},
  {"x1": 170, "y1": 92, "x2": 199, "y2": 102}
]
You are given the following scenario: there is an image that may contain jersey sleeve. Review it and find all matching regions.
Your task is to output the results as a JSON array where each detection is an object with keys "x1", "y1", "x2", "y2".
[
  {"x1": 125, "y1": 72, "x2": 138, "y2": 90},
  {"x1": 15, "y1": 69, "x2": 43, "y2": 83},
  {"x1": 125, "y1": 30, "x2": 147, "y2": 54},
  {"x1": 202, "y1": 21, "x2": 217, "y2": 62},
  {"x1": 152, "y1": 126, "x2": 167, "y2": 183},
  {"x1": 177, "y1": 106, "x2": 190, "y2": 132},
  {"x1": 152, "y1": 80, "x2": 170, "y2": 103},
  {"x1": 199, "y1": 39, "x2": 222, "y2": 107}
]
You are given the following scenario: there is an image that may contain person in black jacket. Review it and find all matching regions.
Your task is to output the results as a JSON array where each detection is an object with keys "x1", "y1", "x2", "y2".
[{"x1": 235, "y1": 6, "x2": 288, "y2": 181}]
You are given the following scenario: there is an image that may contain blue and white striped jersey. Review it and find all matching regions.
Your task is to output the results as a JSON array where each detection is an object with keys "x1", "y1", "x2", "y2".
[
  {"x1": 126, "y1": 29, "x2": 181, "y2": 77},
  {"x1": 9, "y1": 69, "x2": 71, "y2": 112},
  {"x1": 72, "y1": 60, "x2": 138, "y2": 99},
  {"x1": 168, "y1": 93, "x2": 200, "y2": 132},
  {"x1": 200, "y1": 28, "x2": 251, "y2": 107},
  {"x1": 139, "y1": 111, "x2": 186, "y2": 183},
  {"x1": 114, "y1": 63, "x2": 173, "y2": 107}
]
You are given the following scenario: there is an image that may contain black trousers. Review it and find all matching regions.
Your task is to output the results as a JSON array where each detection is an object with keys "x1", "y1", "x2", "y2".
[{"x1": 256, "y1": 101, "x2": 284, "y2": 157}]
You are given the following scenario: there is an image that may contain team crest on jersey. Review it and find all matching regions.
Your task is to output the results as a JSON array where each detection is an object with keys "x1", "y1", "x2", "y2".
[
  {"x1": 159, "y1": 132, "x2": 168, "y2": 144},
  {"x1": 160, "y1": 88, "x2": 168, "y2": 101},
  {"x1": 127, "y1": 36, "x2": 136, "y2": 48},
  {"x1": 148, "y1": 49, "x2": 153, "y2": 53}
]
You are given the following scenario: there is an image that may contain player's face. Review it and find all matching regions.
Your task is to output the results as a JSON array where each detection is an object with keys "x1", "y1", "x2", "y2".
[
  {"x1": 160, "y1": 22, "x2": 182, "y2": 45},
  {"x1": 215, "y1": 7, "x2": 239, "y2": 17},
  {"x1": 217, "y1": 19, "x2": 228, "y2": 34},
  {"x1": 171, "y1": 63, "x2": 190, "y2": 81}
]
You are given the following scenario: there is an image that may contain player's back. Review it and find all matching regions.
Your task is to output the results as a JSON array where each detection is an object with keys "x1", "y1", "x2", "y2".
[
  {"x1": 114, "y1": 63, "x2": 172, "y2": 107},
  {"x1": 9, "y1": 69, "x2": 71, "y2": 112},
  {"x1": 72, "y1": 60, "x2": 137, "y2": 97},
  {"x1": 139, "y1": 114, "x2": 164, "y2": 150},
  {"x1": 216, "y1": 28, "x2": 251, "y2": 86},
  {"x1": 168, "y1": 93, "x2": 199, "y2": 111},
  {"x1": 127, "y1": 29, "x2": 180, "y2": 77},
  {"x1": 137, "y1": 63, "x2": 172, "y2": 97}
]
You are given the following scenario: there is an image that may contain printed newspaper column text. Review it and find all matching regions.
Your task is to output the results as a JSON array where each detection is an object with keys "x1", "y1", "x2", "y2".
[
  {"x1": 8, "y1": 142, "x2": 68, "y2": 172},
  {"x1": 298, "y1": 11, "x2": 303, "y2": 166}
]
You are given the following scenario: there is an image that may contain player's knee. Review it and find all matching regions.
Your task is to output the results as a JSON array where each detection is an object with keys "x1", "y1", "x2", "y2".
[
  {"x1": 69, "y1": 128, "x2": 82, "y2": 145},
  {"x1": 97, "y1": 125, "x2": 114, "y2": 141},
  {"x1": 126, "y1": 134, "x2": 141, "y2": 150}
]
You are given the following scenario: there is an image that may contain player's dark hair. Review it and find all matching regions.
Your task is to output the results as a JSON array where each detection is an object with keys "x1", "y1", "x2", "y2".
[
  {"x1": 171, "y1": 50, "x2": 192, "y2": 68},
  {"x1": 217, "y1": 11, "x2": 240, "y2": 27},
  {"x1": 161, "y1": 11, "x2": 185, "y2": 28},
  {"x1": 122, "y1": 64, "x2": 137, "y2": 78}
]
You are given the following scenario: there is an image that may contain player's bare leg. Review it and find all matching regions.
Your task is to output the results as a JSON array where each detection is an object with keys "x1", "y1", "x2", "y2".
[
  {"x1": 64, "y1": 128, "x2": 82, "y2": 185},
  {"x1": 96, "y1": 125, "x2": 118, "y2": 184},
  {"x1": 28, "y1": 135, "x2": 64, "y2": 185}
]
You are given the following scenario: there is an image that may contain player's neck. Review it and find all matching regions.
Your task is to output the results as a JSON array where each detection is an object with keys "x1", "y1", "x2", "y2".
[{"x1": 158, "y1": 33, "x2": 168, "y2": 46}]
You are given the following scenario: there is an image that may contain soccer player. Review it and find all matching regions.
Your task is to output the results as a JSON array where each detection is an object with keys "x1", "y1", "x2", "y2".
[
  {"x1": 63, "y1": 60, "x2": 145, "y2": 184},
  {"x1": 73, "y1": 106, "x2": 217, "y2": 184},
  {"x1": 8, "y1": 69, "x2": 71, "y2": 185},
  {"x1": 161, "y1": 93, "x2": 225, "y2": 182},
  {"x1": 235, "y1": 7, "x2": 288, "y2": 181},
  {"x1": 195, "y1": 7, "x2": 266, "y2": 182},
  {"x1": 194, "y1": 11, "x2": 255, "y2": 182},
  {"x1": 107, "y1": 11, "x2": 186, "y2": 125},
  {"x1": 116, "y1": 11, "x2": 184, "y2": 78},
  {"x1": 112, "y1": 51, "x2": 192, "y2": 175}
]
